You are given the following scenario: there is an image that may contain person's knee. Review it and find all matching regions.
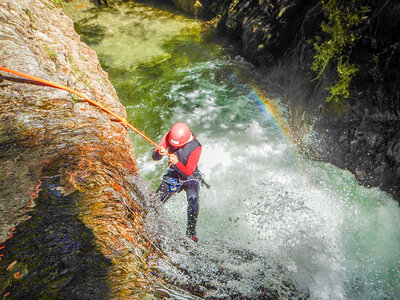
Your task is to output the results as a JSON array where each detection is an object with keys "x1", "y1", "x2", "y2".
[
  {"x1": 157, "y1": 183, "x2": 173, "y2": 203},
  {"x1": 187, "y1": 195, "x2": 198, "y2": 206},
  {"x1": 186, "y1": 181, "x2": 199, "y2": 197}
]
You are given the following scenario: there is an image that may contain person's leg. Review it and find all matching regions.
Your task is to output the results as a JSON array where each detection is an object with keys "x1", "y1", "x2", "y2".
[
  {"x1": 156, "y1": 181, "x2": 174, "y2": 204},
  {"x1": 185, "y1": 180, "x2": 200, "y2": 238}
]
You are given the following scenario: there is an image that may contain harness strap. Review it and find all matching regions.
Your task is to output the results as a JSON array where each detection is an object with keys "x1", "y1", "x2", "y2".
[{"x1": 162, "y1": 177, "x2": 200, "y2": 185}]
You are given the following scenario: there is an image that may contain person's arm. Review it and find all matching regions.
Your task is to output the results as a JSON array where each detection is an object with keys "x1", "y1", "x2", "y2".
[
  {"x1": 152, "y1": 132, "x2": 169, "y2": 161},
  {"x1": 171, "y1": 146, "x2": 202, "y2": 176}
]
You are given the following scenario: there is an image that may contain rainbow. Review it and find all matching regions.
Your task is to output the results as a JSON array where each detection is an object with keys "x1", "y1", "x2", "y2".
[
  {"x1": 248, "y1": 85, "x2": 294, "y2": 144},
  {"x1": 246, "y1": 84, "x2": 306, "y2": 174}
]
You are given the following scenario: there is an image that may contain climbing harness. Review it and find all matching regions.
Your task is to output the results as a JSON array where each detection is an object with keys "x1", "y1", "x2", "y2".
[
  {"x1": 0, "y1": 66, "x2": 163, "y2": 151},
  {"x1": 162, "y1": 170, "x2": 210, "y2": 192},
  {"x1": 162, "y1": 177, "x2": 203, "y2": 192},
  {"x1": 163, "y1": 177, "x2": 182, "y2": 192}
]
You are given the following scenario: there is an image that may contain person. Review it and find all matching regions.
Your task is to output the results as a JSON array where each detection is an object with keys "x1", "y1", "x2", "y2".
[{"x1": 152, "y1": 122, "x2": 203, "y2": 242}]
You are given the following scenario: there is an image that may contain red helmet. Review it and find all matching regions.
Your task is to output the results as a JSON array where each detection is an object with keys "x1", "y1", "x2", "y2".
[{"x1": 168, "y1": 122, "x2": 191, "y2": 147}]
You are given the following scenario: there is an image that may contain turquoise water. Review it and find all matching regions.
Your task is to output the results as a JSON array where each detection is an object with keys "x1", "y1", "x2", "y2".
[{"x1": 66, "y1": 1, "x2": 400, "y2": 298}]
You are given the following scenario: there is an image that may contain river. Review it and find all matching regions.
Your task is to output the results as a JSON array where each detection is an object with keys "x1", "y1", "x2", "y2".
[{"x1": 65, "y1": 1, "x2": 400, "y2": 298}]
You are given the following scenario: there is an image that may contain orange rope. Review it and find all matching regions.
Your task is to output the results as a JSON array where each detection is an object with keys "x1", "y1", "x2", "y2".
[{"x1": 0, "y1": 66, "x2": 162, "y2": 150}]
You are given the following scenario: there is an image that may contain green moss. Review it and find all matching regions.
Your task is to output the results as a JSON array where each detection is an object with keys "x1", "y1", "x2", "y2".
[
  {"x1": 43, "y1": 44, "x2": 57, "y2": 62},
  {"x1": 24, "y1": 8, "x2": 34, "y2": 23},
  {"x1": 311, "y1": 0, "x2": 370, "y2": 103},
  {"x1": 67, "y1": 54, "x2": 92, "y2": 89},
  {"x1": 71, "y1": 93, "x2": 81, "y2": 103},
  {"x1": 42, "y1": 0, "x2": 53, "y2": 9},
  {"x1": 42, "y1": 0, "x2": 64, "y2": 9},
  {"x1": 67, "y1": 54, "x2": 81, "y2": 74},
  {"x1": 51, "y1": 0, "x2": 64, "y2": 8},
  {"x1": 323, "y1": 98, "x2": 349, "y2": 115}
]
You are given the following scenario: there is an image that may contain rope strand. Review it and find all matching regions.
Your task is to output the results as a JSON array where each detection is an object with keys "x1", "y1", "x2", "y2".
[{"x1": 0, "y1": 66, "x2": 162, "y2": 150}]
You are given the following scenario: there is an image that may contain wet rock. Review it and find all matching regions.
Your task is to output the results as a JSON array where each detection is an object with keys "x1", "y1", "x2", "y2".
[
  {"x1": 0, "y1": 0, "x2": 162, "y2": 297},
  {"x1": 172, "y1": 0, "x2": 204, "y2": 17},
  {"x1": 143, "y1": 201, "x2": 309, "y2": 299}
]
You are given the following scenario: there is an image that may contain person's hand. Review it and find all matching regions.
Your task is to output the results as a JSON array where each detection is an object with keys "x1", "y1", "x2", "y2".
[
  {"x1": 157, "y1": 146, "x2": 168, "y2": 156},
  {"x1": 168, "y1": 154, "x2": 178, "y2": 165}
]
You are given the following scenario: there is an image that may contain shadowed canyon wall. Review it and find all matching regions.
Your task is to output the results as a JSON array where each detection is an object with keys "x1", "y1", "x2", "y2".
[{"x1": 0, "y1": 0, "x2": 163, "y2": 298}]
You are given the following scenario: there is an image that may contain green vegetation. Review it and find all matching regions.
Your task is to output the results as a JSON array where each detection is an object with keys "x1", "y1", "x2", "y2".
[
  {"x1": 43, "y1": 44, "x2": 57, "y2": 61},
  {"x1": 52, "y1": 0, "x2": 64, "y2": 8},
  {"x1": 67, "y1": 53, "x2": 91, "y2": 89},
  {"x1": 326, "y1": 57, "x2": 358, "y2": 102},
  {"x1": 24, "y1": 8, "x2": 34, "y2": 22},
  {"x1": 229, "y1": 0, "x2": 240, "y2": 12},
  {"x1": 67, "y1": 54, "x2": 81, "y2": 74},
  {"x1": 311, "y1": 0, "x2": 370, "y2": 103},
  {"x1": 42, "y1": 0, "x2": 64, "y2": 9},
  {"x1": 71, "y1": 93, "x2": 81, "y2": 103}
]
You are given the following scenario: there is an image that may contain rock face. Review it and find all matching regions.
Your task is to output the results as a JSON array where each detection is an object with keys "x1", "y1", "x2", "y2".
[
  {"x1": 191, "y1": 0, "x2": 400, "y2": 201},
  {"x1": 0, "y1": 0, "x2": 162, "y2": 298}
]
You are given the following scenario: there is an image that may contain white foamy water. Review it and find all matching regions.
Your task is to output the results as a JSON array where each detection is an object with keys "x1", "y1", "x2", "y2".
[{"x1": 141, "y1": 63, "x2": 400, "y2": 298}]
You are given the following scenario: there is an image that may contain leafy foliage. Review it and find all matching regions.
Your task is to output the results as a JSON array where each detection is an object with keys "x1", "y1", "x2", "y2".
[
  {"x1": 326, "y1": 57, "x2": 358, "y2": 102},
  {"x1": 311, "y1": 0, "x2": 370, "y2": 103}
]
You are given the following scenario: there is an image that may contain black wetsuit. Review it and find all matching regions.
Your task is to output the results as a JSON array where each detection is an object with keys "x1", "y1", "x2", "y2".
[{"x1": 152, "y1": 135, "x2": 202, "y2": 237}]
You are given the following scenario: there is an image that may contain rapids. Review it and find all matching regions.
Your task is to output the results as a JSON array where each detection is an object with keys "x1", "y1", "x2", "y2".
[{"x1": 65, "y1": 1, "x2": 400, "y2": 298}]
